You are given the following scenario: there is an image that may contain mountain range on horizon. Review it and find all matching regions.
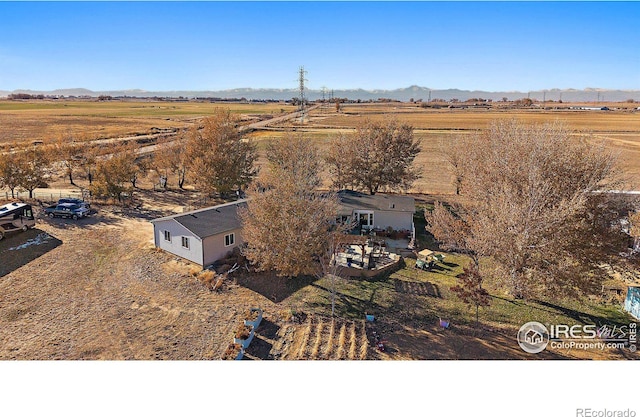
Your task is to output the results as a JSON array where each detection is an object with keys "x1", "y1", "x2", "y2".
[{"x1": 1, "y1": 86, "x2": 639, "y2": 102}]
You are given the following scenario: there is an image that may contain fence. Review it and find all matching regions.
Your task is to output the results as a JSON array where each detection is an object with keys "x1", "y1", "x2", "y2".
[{"x1": 4, "y1": 189, "x2": 88, "y2": 203}]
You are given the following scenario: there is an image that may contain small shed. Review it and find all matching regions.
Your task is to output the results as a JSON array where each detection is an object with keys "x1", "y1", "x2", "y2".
[{"x1": 150, "y1": 200, "x2": 247, "y2": 268}]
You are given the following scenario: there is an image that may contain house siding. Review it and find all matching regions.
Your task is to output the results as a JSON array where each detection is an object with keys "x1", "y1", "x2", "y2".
[
  {"x1": 373, "y1": 210, "x2": 413, "y2": 231},
  {"x1": 153, "y1": 219, "x2": 203, "y2": 266},
  {"x1": 202, "y1": 227, "x2": 244, "y2": 267}
]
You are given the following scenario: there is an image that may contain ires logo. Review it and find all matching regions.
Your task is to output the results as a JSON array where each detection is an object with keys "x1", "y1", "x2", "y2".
[
  {"x1": 517, "y1": 321, "x2": 638, "y2": 353},
  {"x1": 548, "y1": 324, "x2": 598, "y2": 339},
  {"x1": 517, "y1": 322, "x2": 549, "y2": 354}
]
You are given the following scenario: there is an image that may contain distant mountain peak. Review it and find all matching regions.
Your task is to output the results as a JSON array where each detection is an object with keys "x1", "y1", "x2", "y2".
[{"x1": 1, "y1": 86, "x2": 638, "y2": 101}]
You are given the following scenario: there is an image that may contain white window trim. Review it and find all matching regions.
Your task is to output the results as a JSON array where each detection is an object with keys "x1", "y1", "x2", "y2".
[
  {"x1": 164, "y1": 230, "x2": 171, "y2": 242},
  {"x1": 224, "y1": 233, "x2": 235, "y2": 247},
  {"x1": 181, "y1": 236, "x2": 190, "y2": 250}
]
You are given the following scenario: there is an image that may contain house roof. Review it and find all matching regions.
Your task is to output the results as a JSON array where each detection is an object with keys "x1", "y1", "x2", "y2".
[
  {"x1": 337, "y1": 190, "x2": 415, "y2": 213},
  {"x1": 151, "y1": 199, "x2": 247, "y2": 239}
]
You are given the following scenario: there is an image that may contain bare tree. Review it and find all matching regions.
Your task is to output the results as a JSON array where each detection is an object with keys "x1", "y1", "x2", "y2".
[
  {"x1": 317, "y1": 231, "x2": 349, "y2": 317},
  {"x1": 325, "y1": 118, "x2": 421, "y2": 194},
  {"x1": 263, "y1": 133, "x2": 322, "y2": 192},
  {"x1": 16, "y1": 146, "x2": 50, "y2": 199},
  {"x1": 186, "y1": 109, "x2": 257, "y2": 196},
  {"x1": 326, "y1": 132, "x2": 357, "y2": 191},
  {"x1": 152, "y1": 136, "x2": 189, "y2": 190},
  {"x1": 443, "y1": 137, "x2": 467, "y2": 195},
  {"x1": 90, "y1": 143, "x2": 137, "y2": 202},
  {"x1": 239, "y1": 134, "x2": 341, "y2": 278},
  {"x1": 0, "y1": 153, "x2": 21, "y2": 198},
  {"x1": 450, "y1": 261, "x2": 490, "y2": 327},
  {"x1": 78, "y1": 143, "x2": 99, "y2": 185},
  {"x1": 49, "y1": 131, "x2": 85, "y2": 186},
  {"x1": 427, "y1": 120, "x2": 628, "y2": 299}
]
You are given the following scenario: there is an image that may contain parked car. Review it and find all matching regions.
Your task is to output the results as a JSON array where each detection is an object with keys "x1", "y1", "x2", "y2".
[
  {"x1": 44, "y1": 203, "x2": 90, "y2": 220},
  {"x1": 58, "y1": 198, "x2": 90, "y2": 210}
]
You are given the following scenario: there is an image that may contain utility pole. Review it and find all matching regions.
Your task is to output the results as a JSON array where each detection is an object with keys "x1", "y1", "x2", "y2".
[
  {"x1": 298, "y1": 66, "x2": 308, "y2": 123},
  {"x1": 320, "y1": 86, "x2": 327, "y2": 114},
  {"x1": 543, "y1": 90, "x2": 546, "y2": 109}
]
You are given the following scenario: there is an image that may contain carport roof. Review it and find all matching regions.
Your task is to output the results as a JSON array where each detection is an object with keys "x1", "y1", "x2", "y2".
[{"x1": 151, "y1": 200, "x2": 247, "y2": 239}]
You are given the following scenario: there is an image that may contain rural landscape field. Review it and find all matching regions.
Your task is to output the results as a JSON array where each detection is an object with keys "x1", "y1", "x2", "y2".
[
  {"x1": 1, "y1": 98, "x2": 638, "y2": 361},
  {"x1": 3, "y1": 1, "x2": 640, "y2": 415}
]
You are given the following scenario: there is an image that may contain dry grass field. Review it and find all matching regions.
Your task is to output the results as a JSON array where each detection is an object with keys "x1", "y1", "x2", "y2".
[
  {"x1": 247, "y1": 104, "x2": 640, "y2": 193},
  {"x1": 0, "y1": 99, "x2": 293, "y2": 146}
]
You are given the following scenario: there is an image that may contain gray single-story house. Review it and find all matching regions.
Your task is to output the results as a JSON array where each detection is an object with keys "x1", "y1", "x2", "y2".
[
  {"x1": 337, "y1": 190, "x2": 415, "y2": 232},
  {"x1": 150, "y1": 200, "x2": 246, "y2": 268}
]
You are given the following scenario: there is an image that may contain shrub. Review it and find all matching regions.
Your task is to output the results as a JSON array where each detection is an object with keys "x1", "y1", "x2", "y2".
[
  {"x1": 244, "y1": 309, "x2": 259, "y2": 321},
  {"x1": 198, "y1": 270, "x2": 216, "y2": 284},
  {"x1": 235, "y1": 323, "x2": 252, "y2": 340},
  {"x1": 222, "y1": 343, "x2": 241, "y2": 360},
  {"x1": 189, "y1": 266, "x2": 201, "y2": 277}
]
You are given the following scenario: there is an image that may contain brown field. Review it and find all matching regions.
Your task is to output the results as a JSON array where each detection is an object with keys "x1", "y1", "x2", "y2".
[
  {"x1": 3, "y1": 99, "x2": 639, "y2": 194},
  {"x1": 247, "y1": 104, "x2": 640, "y2": 193},
  {"x1": 0, "y1": 99, "x2": 294, "y2": 146}
]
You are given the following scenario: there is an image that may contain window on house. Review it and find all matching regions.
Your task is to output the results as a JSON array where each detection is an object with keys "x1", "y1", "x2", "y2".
[
  {"x1": 163, "y1": 230, "x2": 171, "y2": 242},
  {"x1": 181, "y1": 236, "x2": 190, "y2": 249},
  {"x1": 225, "y1": 233, "x2": 235, "y2": 247}
]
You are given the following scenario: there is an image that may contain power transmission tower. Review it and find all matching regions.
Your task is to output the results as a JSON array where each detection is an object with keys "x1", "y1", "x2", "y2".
[
  {"x1": 298, "y1": 66, "x2": 307, "y2": 123},
  {"x1": 320, "y1": 86, "x2": 327, "y2": 114}
]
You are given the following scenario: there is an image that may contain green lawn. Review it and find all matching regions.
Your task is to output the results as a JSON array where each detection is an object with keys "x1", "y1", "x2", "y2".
[
  {"x1": 286, "y1": 254, "x2": 631, "y2": 332},
  {"x1": 284, "y1": 207, "x2": 633, "y2": 332}
]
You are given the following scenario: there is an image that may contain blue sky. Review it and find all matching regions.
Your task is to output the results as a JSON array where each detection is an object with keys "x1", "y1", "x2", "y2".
[{"x1": 0, "y1": 1, "x2": 638, "y2": 92}]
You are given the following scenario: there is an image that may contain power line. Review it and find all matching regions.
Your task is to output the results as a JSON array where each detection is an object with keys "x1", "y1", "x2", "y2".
[{"x1": 298, "y1": 66, "x2": 307, "y2": 123}]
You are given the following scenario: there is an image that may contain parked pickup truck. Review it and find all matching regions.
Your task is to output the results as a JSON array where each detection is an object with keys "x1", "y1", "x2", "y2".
[{"x1": 45, "y1": 203, "x2": 90, "y2": 220}]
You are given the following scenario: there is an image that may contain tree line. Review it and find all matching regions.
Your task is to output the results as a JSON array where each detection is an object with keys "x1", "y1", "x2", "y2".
[
  {"x1": 427, "y1": 120, "x2": 640, "y2": 312},
  {"x1": 0, "y1": 108, "x2": 421, "y2": 202}
]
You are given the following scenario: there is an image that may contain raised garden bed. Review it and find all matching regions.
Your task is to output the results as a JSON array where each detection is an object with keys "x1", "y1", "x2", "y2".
[
  {"x1": 243, "y1": 308, "x2": 263, "y2": 329},
  {"x1": 222, "y1": 343, "x2": 244, "y2": 360}
]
